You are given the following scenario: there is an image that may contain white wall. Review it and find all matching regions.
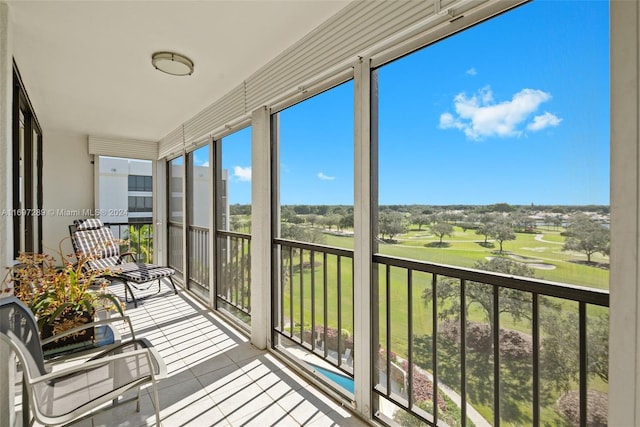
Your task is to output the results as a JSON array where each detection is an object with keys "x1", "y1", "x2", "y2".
[
  {"x1": 98, "y1": 157, "x2": 128, "y2": 222},
  {"x1": 191, "y1": 165, "x2": 210, "y2": 228},
  {"x1": 168, "y1": 162, "x2": 213, "y2": 227},
  {"x1": 42, "y1": 129, "x2": 94, "y2": 257},
  {"x1": 98, "y1": 156, "x2": 152, "y2": 223}
]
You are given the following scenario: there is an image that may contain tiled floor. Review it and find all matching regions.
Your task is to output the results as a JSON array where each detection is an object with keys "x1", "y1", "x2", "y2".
[{"x1": 14, "y1": 284, "x2": 369, "y2": 427}]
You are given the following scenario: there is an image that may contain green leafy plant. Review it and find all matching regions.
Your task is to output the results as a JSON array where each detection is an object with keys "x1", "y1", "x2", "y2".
[{"x1": 7, "y1": 239, "x2": 124, "y2": 335}]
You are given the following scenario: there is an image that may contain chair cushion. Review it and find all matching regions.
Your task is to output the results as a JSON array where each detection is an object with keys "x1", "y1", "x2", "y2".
[
  {"x1": 74, "y1": 218, "x2": 105, "y2": 231},
  {"x1": 110, "y1": 263, "x2": 175, "y2": 283},
  {"x1": 73, "y1": 228, "x2": 120, "y2": 260},
  {"x1": 86, "y1": 256, "x2": 121, "y2": 271}
]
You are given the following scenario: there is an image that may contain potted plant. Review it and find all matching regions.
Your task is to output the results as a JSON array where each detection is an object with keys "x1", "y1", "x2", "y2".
[{"x1": 7, "y1": 241, "x2": 125, "y2": 351}]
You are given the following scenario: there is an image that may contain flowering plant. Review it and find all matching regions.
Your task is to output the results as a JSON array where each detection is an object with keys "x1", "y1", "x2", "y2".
[{"x1": 5, "y1": 240, "x2": 124, "y2": 335}]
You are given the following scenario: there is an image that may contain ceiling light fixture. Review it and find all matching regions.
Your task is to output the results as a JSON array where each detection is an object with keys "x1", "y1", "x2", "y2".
[{"x1": 151, "y1": 51, "x2": 194, "y2": 76}]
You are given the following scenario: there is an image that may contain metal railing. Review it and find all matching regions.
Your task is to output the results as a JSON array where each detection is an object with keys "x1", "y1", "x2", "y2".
[
  {"x1": 167, "y1": 222, "x2": 183, "y2": 276},
  {"x1": 188, "y1": 225, "x2": 210, "y2": 294},
  {"x1": 273, "y1": 238, "x2": 354, "y2": 378},
  {"x1": 107, "y1": 222, "x2": 153, "y2": 263},
  {"x1": 216, "y1": 230, "x2": 251, "y2": 320},
  {"x1": 373, "y1": 253, "x2": 609, "y2": 427}
]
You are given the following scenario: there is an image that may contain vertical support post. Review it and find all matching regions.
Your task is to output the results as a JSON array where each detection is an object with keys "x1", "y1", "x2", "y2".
[
  {"x1": 209, "y1": 138, "x2": 216, "y2": 308},
  {"x1": 154, "y1": 159, "x2": 168, "y2": 266},
  {"x1": 181, "y1": 149, "x2": 188, "y2": 289},
  {"x1": 610, "y1": 1, "x2": 640, "y2": 425},
  {"x1": 0, "y1": 3, "x2": 15, "y2": 425},
  {"x1": 93, "y1": 155, "x2": 100, "y2": 211},
  {"x1": 354, "y1": 56, "x2": 373, "y2": 418},
  {"x1": 251, "y1": 106, "x2": 271, "y2": 349}
]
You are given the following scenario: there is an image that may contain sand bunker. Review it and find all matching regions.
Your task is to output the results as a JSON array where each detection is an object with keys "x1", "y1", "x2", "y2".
[
  {"x1": 528, "y1": 263, "x2": 556, "y2": 270},
  {"x1": 484, "y1": 256, "x2": 556, "y2": 270},
  {"x1": 509, "y1": 254, "x2": 542, "y2": 263}
]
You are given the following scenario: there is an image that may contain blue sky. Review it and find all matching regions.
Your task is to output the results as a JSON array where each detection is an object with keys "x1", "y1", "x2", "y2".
[
  {"x1": 221, "y1": 127, "x2": 252, "y2": 204},
  {"x1": 219, "y1": 0, "x2": 609, "y2": 206},
  {"x1": 191, "y1": 127, "x2": 253, "y2": 205}
]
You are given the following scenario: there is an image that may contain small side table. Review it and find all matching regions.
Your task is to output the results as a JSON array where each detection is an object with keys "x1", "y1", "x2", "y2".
[{"x1": 42, "y1": 324, "x2": 121, "y2": 359}]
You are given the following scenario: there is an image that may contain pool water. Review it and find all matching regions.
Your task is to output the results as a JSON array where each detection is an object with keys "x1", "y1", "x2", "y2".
[{"x1": 309, "y1": 364, "x2": 355, "y2": 393}]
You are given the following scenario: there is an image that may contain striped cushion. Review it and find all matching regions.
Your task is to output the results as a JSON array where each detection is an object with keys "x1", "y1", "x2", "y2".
[
  {"x1": 74, "y1": 218, "x2": 105, "y2": 231},
  {"x1": 110, "y1": 263, "x2": 175, "y2": 283},
  {"x1": 73, "y1": 227, "x2": 120, "y2": 260},
  {"x1": 86, "y1": 256, "x2": 121, "y2": 271}
]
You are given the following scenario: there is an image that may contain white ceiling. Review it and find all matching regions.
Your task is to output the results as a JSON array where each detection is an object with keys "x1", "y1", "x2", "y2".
[{"x1": 8, "y1": 1, "x2": 350, "y2": 141}]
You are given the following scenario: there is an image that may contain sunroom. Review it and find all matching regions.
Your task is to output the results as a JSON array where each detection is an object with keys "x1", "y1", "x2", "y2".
[{"x1": 1, "y1": 0, "x2": 638, "y2": 426}]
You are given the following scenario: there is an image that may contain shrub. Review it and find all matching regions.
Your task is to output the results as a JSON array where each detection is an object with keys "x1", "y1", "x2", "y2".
[
  {"x1": 557, "y1": 390, "x2": 607, "y2": 426},
  {"x1": 440, "y1": 320, "x2": 532, "y2": 361},
  {"x1": 309, "y1": 326, "x2": 352, "y2": 353}
]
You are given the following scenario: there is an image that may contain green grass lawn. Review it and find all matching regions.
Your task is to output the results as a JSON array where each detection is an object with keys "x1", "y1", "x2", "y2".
[{"x1": 283, "y1": 225, "x2": 609, "y2": 346}]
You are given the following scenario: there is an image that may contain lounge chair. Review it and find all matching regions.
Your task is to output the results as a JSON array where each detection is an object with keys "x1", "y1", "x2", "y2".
[
  {"x1": 69, "y1": 218, "x2": 177, "y2": 307},
  {"x1": 0, "y1": 296, "x2": 167, "y2": 426}
]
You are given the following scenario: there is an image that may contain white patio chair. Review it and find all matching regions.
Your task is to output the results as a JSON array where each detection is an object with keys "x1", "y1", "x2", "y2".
[{"x1": 0, "y1": 296, "x2": 167, "y2": 426}]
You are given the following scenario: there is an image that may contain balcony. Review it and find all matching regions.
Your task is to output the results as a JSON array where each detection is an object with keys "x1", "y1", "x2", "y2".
[
  {"x1": 5, "y1": 1, "x2": 640, "y2": 425},
  {"x1": 16, "y1": 222, "x2": 605, "y2": 425}
]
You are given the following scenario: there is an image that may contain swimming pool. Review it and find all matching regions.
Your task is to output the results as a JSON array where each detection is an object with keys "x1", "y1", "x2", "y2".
[{"x1": 309, "y1": 363, "x2": 355, "y2": 393}]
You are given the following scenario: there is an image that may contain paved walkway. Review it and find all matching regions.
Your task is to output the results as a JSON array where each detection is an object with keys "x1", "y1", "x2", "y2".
[
  {"x1": 534, "y1": 233, "x2": 563, "y2": 244},
  {"x1": 395, "y1": 357, "x2": 491, "y2": 427}
]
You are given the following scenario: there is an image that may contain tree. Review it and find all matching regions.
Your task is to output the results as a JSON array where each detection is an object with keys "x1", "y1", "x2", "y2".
[
  {"x1": 280, "y1": 223, "x2": 326, "y2": 244},
  {"x1": 489, "y1": 202, "x2": 514, "y2": 213},
  {"x1": 230, "y1": 216, "x2": 241, "y2": 232},
  {"x1": 306, "y1": 214, "x2": 319, "y2": 227},
  {"x1": 293, "y1": 205, "x2": 311, "y2": 215},
  {"x1": 319, "y1": 215, "x2": 333, "y2": 230},
  {"x1": 412, "y1": 213, "x2": 431, "y2": 231},
  {"x1": 229, "y1": 204, "x2": 251, "y2": 216},
  {"x1": 339, "y1": 213, "x2": 354, "y2": 230},
  {"x1": 126, "y1": 224, "x2": 153, "y2": 263},
  {"x1": 429, "y1": 221, "x2": 454, "y2": 244},
  {"x1": 563, "y1": 214, "x2": 609, "y2": 263},
  {"x1": 378, "y1": 211, "x2": 407, "y2": 241},
  {"x1": 549, "y1": 215, "x2": 563, "y2": 230},
  {"x1": 321, "y1": 213, "x2": 342, "y2": 230},
  {"x1": 490, "y1": 221, "x2": 516, "y2": 253},
  {"x1": 475, "y1": 222, "x2": 493, "y2": 244},
  {"x1": 281, "y1": 206, "x2": 297, "y2": 222},
  {"x1": 418, "y1": 258, "x2": 537, "y2": 422},
  {"x1": 475, "y1": 213, "x2": 497, "y2": 244},
  {"x1": 511, "y1": 212, "x2": 536, "y2": 232},
  {"x1": 459, "y1": 216, "x2": 479, "y2": 232},
  {"x1": 423, "y1": 257, "x2": 535, "y2": 339},
  {"x1": 539, "y1": 308, "x2": 608, "y2": 401},
  {"x1": 315, "y1": 205, "x2": 330, "y2": 215},
  {"x1": 288, "y1": 214, "x2": 305, "y2": 225}
]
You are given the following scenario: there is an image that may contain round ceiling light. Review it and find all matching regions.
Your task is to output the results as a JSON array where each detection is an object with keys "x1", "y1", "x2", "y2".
[{"x1": 152, "y1": 51, "x2": 194, "y2": 76}]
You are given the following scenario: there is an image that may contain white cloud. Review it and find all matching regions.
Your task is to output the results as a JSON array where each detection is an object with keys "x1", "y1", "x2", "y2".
[
  {"x1": 439, "y1": 86, "x2": 560, "y2": 140},
  {"x1": 201, "y1": 161, "x2": 209, "y2": 167},
  {"x1": 317, "y1": 172, "x2": 335, "y2": 181},
  {"x1": 233, "y1": 166, "x2": 252, "y2": 182},
  {"x1": 466, "y1": 67, "x2": 477, "y2": 76},
  {"x1": 527, "y1": 111, "x2": 562, "y2": 131}
]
